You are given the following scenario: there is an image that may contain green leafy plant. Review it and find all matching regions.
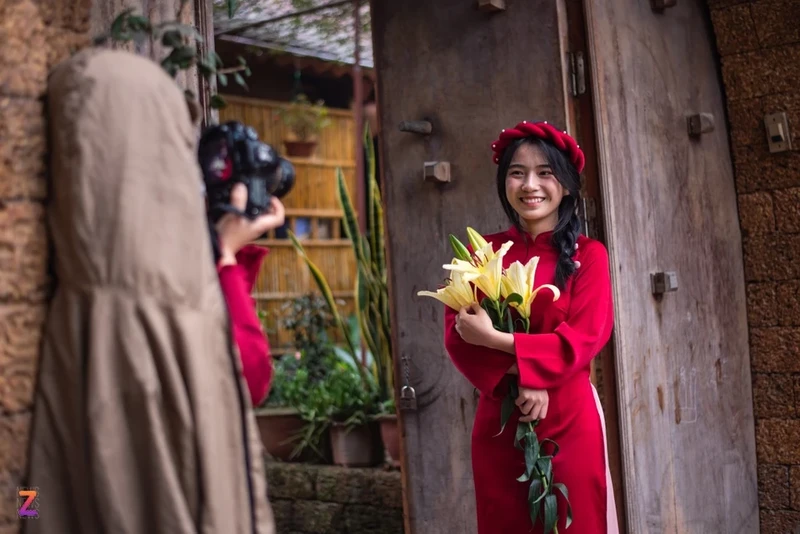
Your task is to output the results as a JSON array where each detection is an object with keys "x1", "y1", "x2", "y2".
[
  {"x1": 279, "y1": 293, "x2": 338, "y2": 384},
  {"x1": 100, "y1": 1, "x2": 251, "y2": 109},
  {"x1": 276, "y1": 93, "x2": 332, "y2": 141},
  {"x1": 288, "y1": 126, "x2": 394, "y2": 413}
]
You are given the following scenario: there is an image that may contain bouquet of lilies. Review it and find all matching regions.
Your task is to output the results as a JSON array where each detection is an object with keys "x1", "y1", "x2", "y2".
[{"x1": 417, "y1": 227, "x2": 573, "y2": 533}]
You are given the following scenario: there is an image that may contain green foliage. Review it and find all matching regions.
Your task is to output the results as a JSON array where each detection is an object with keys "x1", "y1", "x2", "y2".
[
  {"x1": 289, "y1": 125, "x2": 394, "y2": 412},
  {"x1": 279, "y1": 293, "x2": 337, "y2": 384},
  {"x1": 101, "y1": 4, "x2": 252, "y2": 109}
]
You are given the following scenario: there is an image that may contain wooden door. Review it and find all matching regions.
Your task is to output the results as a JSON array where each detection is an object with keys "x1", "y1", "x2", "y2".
[
  {"x1": 584, "y1": 0, "x2": 759, "y2": 532},
  {"x1": 370, "y1": 1, "x2": 618, "y2": 532}
]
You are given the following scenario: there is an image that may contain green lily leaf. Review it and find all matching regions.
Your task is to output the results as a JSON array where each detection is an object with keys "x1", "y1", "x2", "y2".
[
  {"x1": 554, "y1": 483, "x2": 573, "y2": 528},
  {"x1": 544, "y1": 494, "x2": 558, "y2": 533}
]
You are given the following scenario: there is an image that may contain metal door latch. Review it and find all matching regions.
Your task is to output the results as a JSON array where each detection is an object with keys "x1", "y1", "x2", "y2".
[{"x1": 651, "y1": 271, "x2": 678, "y2": 295}]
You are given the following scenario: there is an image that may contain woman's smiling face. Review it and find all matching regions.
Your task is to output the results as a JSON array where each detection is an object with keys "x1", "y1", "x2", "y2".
[{"x1": 504, "y1": 142, "x2": 568, "y2": 236}]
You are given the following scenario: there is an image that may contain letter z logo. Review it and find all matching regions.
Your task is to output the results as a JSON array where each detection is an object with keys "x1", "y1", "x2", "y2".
[{"x1": 17, "y1": 487, "x2": 39, "y2": 518}]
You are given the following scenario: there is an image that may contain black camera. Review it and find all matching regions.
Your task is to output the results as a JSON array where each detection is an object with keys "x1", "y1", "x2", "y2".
[{"x1": 198, "y1": 121, "x2": 295, "y2": 222}]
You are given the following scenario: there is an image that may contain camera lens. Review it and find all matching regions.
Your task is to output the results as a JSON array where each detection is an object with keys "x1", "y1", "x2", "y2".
[{"x1": 272, "y1": 158, "x2": 296, "y2": 199}]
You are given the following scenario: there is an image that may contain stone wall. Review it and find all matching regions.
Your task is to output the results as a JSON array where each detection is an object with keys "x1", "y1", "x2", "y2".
[
  {"x1": 0, "y1": 1, "x2": 90, "y2": 532},
  {"x1": 708, "y1": 0, "x2": 800, "y2": 531},
  {"x1": 266, "y1": 463, "x2": 404, "y2": 534}
]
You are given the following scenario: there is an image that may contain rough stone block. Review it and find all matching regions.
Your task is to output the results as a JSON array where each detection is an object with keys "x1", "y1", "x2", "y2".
[
  {"x1": 791, "y1": 465, "x2": 800, "y2": 511},
  {"x1": 747, "y1": 282, "x2": 778, "y2": 326},
  {"x1": 774, "y1": 188, "x2": 800, "y2": 234},
  {"x1": 270, "y1": 499, "x2": 294, "y2": 531},
  {"x1": 728, "y1": 97, "x2": 764, "y2": 148},
  {"x1": 0, "y1": 414, "x2": 32, "y2": 525},
  {"x1": 722, "y1": 44, "x2": 800, "y2": 101},
  {"x1": 33, "y1": 0, "x2": 91, "y2": 33},
  {"x1": 708, "y1": 0, "x2": 753, "y2": 8},
  {"x1": 753, "y1": 373, "x2": 795, "y2": 418},
  {"x1": 343, "y1": 504, "x2": 404, "y2": 534},
  {"x1": 0, "y1": 1, "x2": 47, "y2": 98},
  {"x1": 759, "y1": 464, "x2": 790, "y2": 510},
  {"x1": 733, "y1": 144, "x2": 800, "y2": 193},
  {"x1": 0, "y1": 202, "x2": 49, "y2": 303},
  {"x1": 778, "y1": 281, "x2": 800, "y2": 327},
  {"x1": 0, "y1": 98, "x2": 46, "y2": 201},
  {"x1": 44, "y1": 27, "x2": 90, "y2": 72},
  {"x1": 0, "y1": 305, "x2": 45, "y2": 414},
  {"x1": 266, "y1": 462, "x2": 316, "y2": 501},
  {"x1": 760, "y1": 509, "x2": 800, "y2": 533},
  {"x1": 743, "y1": 233, "x2": 800, "y2": 282},
  {"x1": 316, "y1": 466, "x2": 402, "y2": 507},
  {"x1": 751, "y1": 327, "x2": 800, "y2": 372},
  {"x1": 757, "y1": 419, "x2": 800, "y2": 463},
  {"x1": 293, "y1": 500, "x2": 343, "y2": 534},
  {"x1": 738, "y1": 192, "x2": 775, "y2": 237},
  {"x1": 711, "y1": 4, "x2": 760, "y2": 56},
  {"x1": 751, "y1": 0, "x2": 800, "y2": 48}
]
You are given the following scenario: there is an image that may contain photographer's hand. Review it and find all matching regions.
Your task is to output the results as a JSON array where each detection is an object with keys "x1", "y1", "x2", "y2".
[{"x1": 216, "y1": 183, "x2": 286, "y2": 267}]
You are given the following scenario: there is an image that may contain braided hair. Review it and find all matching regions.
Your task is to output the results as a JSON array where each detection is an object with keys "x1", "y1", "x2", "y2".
[{"x1": 495, "y1": 137, "x2": 582, "y2": 290}]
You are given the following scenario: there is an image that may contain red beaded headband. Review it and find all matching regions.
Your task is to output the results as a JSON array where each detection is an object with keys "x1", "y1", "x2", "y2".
[{"x1": 490, "y1": 120, "x2": 585, "y2": 173}]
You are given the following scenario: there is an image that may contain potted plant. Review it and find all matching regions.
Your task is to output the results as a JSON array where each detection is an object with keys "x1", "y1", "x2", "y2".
[
  {"x1": 276, "y1": 93, "x2": 332, "y2": 158},
  {"x1": 255, "y1": 296, "x2": 338, "y2": 463},
  {"x1": 289, "y1": 126, "x2": 399, "y2": 465},
  {"x1": 324, "y1": 359, "x2": 383, "y2": 467},
  {"x1": 253, "y1": 355, "x2": 308, "y2": 462}
]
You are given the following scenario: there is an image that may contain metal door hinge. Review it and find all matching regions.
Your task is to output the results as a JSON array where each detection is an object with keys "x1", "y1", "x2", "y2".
[{"x1": 569, "y1": 52, "x2": 586, "y2": 97}]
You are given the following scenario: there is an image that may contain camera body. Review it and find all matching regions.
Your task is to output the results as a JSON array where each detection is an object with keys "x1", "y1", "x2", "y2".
[{"x1": 198, "y1": 121, "x2": 295, "y2": 222}]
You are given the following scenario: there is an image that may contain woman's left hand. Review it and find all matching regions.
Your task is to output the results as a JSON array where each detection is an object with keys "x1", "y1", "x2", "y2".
[{"x1": 455, "y1": 303, "x2": 496, "y2": 346}]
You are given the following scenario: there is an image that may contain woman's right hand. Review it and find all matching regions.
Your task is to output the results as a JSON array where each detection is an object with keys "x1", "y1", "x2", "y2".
[
  {"x1": 516, "y1": 387, "x2": 549, "y2": 423},
  {"x1": 215, "y1": 183, "x2": 286, "y2": 266}
]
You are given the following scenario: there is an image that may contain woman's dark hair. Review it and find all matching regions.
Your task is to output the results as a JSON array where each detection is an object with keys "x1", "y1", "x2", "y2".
[{"x1": 496, "y1": 137, "x2": 582, "y2": 289}]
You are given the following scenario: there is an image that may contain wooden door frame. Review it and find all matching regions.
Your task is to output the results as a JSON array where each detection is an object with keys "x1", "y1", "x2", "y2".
[
  {"x1": 195, "y1": 0, "x2": 218, "y2": 128},
  {"x1": 561, "y1": 2, "x2": 628, "y2": 531}
]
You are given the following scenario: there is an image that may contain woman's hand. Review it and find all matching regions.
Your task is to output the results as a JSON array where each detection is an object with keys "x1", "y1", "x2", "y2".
[
  {"x1": 455, "y1": 303, "x2": 496, "y2": 346},
  {"x1": 516, "y1": 387, "x2": 549, "y2": 423},
  {"x1": 216, "y1": 183, "x2": 285, "y2": 266}
]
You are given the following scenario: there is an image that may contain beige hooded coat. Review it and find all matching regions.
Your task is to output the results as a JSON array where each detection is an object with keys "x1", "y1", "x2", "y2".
[{"x1": 23, "y1": 48, "x2": 275, "y2": 534}]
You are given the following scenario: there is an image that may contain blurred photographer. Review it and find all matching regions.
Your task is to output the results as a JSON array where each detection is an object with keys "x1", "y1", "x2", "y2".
[
  {"x1": 214, "y1": 185, "x2": 284, "y2": 406},
  {"x1": 29, "y1": 48, "x2": 278, "y2": 534},
  {"x1": 199, "y1": 120, "x2": 295, "y2": 407}
]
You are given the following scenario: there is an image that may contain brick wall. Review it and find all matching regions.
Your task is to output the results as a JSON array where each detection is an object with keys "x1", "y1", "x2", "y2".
[
  {"x1": 709, "y1": 0, "x2": 800, "y2": 531},
  {"x1": 267, "y1": 463, "x2": 404, "y2": 534},
  {"x1": 0, "y1": 0, "x2": 90, "y2": 532}
]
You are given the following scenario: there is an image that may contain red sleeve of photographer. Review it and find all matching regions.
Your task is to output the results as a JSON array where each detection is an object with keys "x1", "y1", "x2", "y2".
[{"x1": 218, "y1": 244, "x2": 272, "y2": 406}]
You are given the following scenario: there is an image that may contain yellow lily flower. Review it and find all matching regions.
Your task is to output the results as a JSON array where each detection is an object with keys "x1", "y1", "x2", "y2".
[
  {"x1": 417, "y1": 262, "x2": 475, "y2": 311},
  {"x1": 444, "y1": 239, "x2": 514, "y2": 301},
  {"x1": 500, "y1": 257, "x2": 560, "y2": 319}
]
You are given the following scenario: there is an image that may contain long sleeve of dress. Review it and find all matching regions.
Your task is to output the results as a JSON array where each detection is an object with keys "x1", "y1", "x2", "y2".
[
  {"x1": 218, "y1": 244, "x2": 272, "y2": 406},
  {"x1": 444, "y1": 305, "x2": 516, "y2": 399},
  {"x1": 513, "y1": 242, "x2": 614, "y2": 390}
]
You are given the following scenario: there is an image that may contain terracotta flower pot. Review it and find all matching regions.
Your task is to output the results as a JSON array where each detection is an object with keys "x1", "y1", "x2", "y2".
[
  {"x1": 283, "y1": 140, "x2": 318, "y2": 158},
  {"x1": 330, "y1": 421, "x2": 382, "y2": 467},
  {"x1": 254, "y1": 407, "x2": 306, "y2": 462},
  {"x1": 377, "y1": 414, "x2": 400, "y2": 467}
]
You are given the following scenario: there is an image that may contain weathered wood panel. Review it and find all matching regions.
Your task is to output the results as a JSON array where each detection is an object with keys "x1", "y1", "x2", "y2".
[
  {"x1": 584, "y1": 0, "x2": 759, "y2": 532},
  {"x1": 90, "y1": 0, "x2": 201, "y2": 96},
  {"x1": 371, "y1": 1, "x2": 578, "y2": 532}
]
